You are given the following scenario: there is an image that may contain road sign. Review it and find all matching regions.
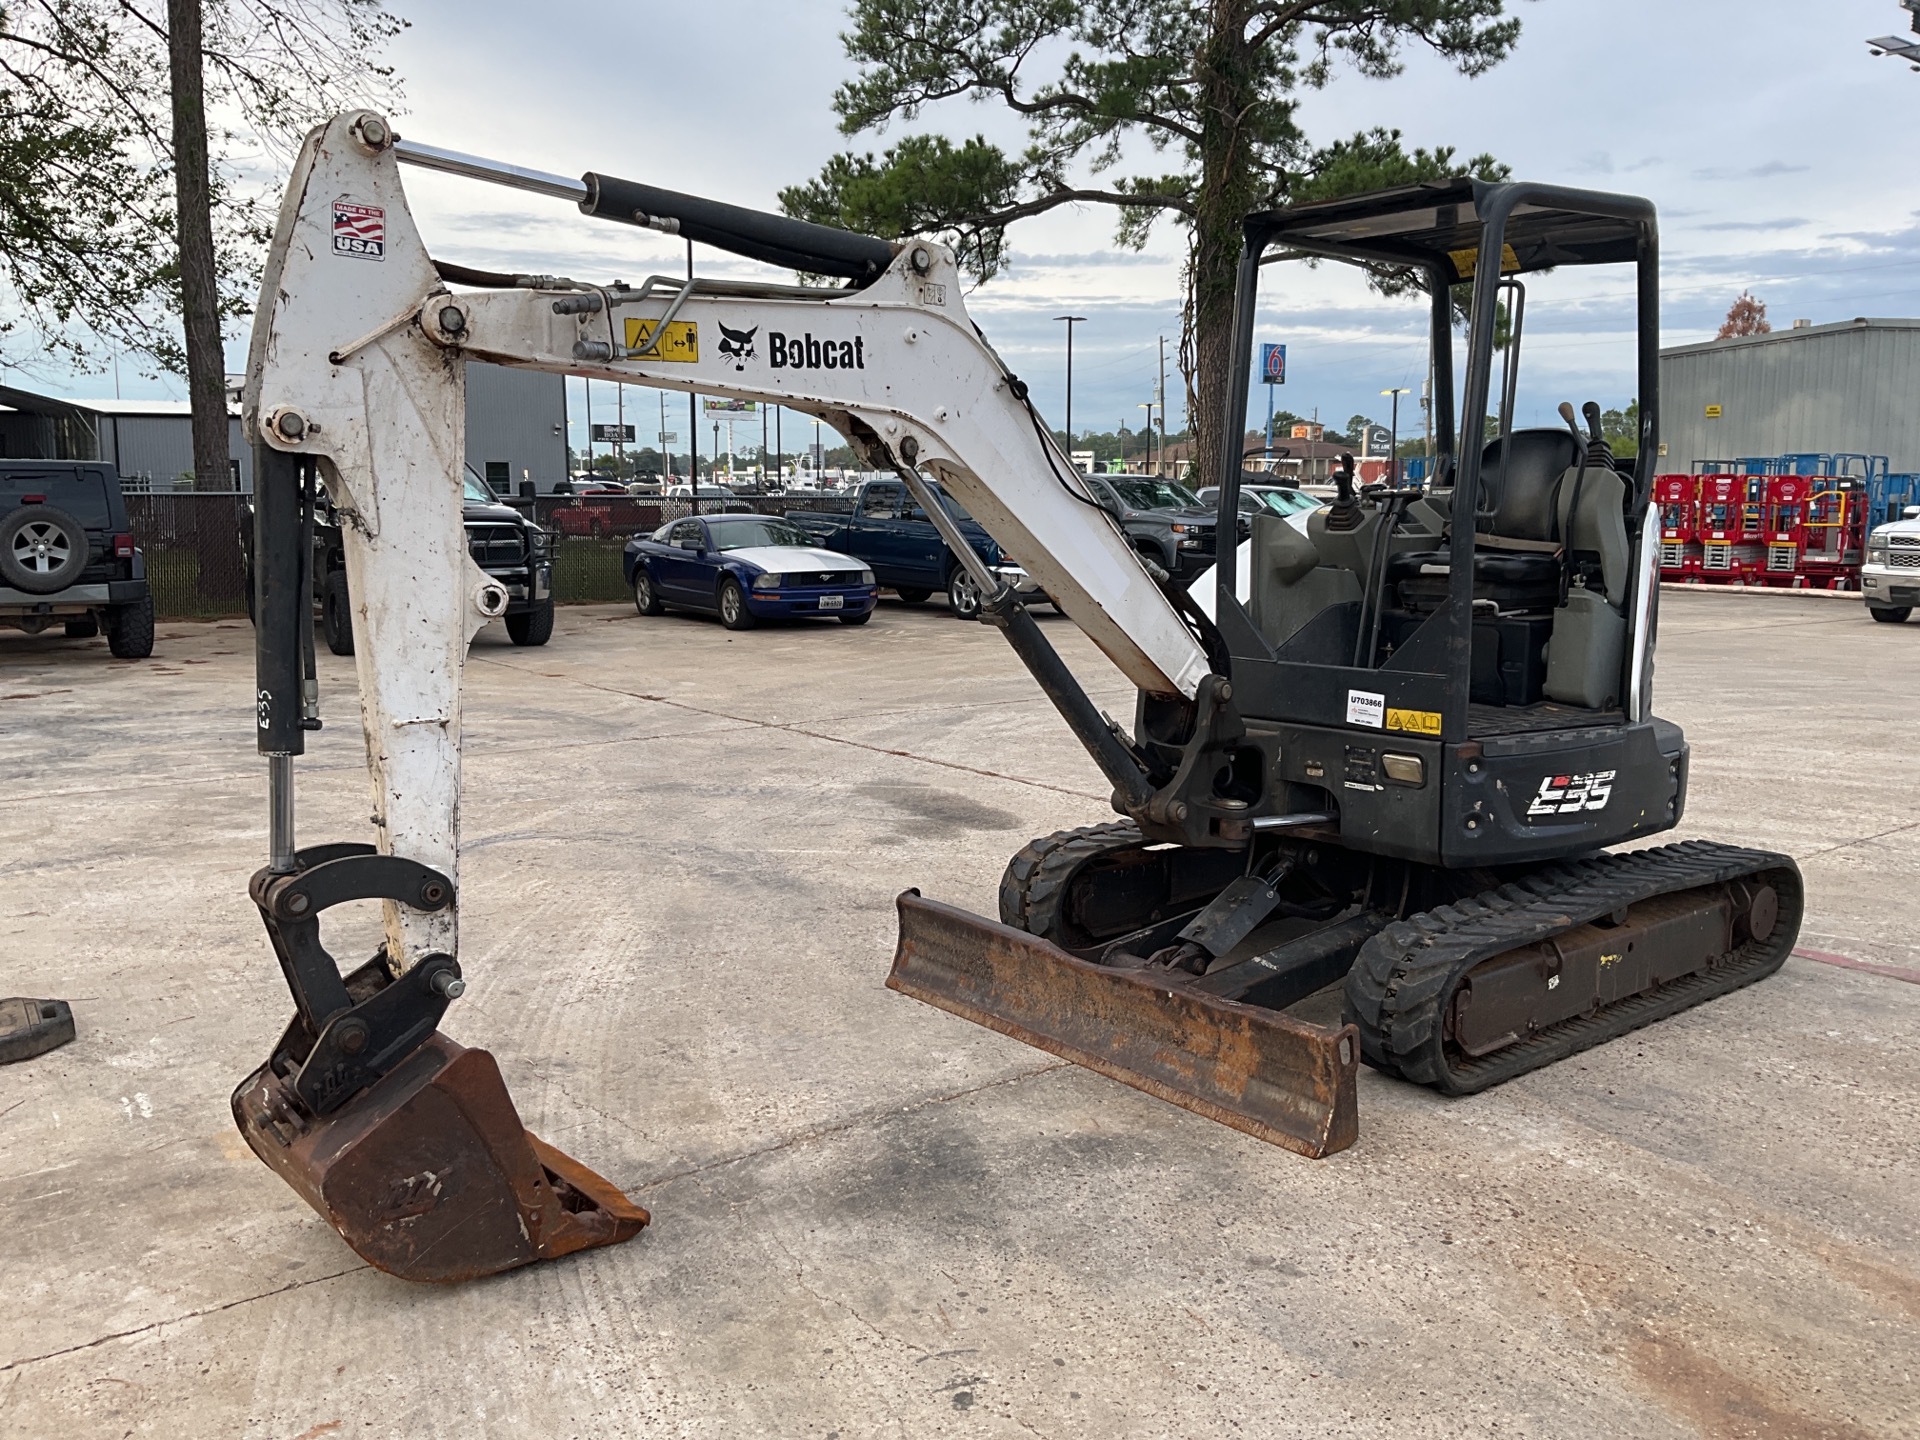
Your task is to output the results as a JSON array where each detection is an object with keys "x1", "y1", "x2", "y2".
[
  {"x1": 703, "y1": 399, "x2": 757, "y2": 415},
  {"x1": 1363, "y1": 425, "x2": 1392, "y2": 458},
  {"x1": 590, "y1": 423, "x2": 634, "y2": 443},
  {"x1": 657, "y1": 431, "x2": 678, "y2": 444},
  {"x1": 1260, "y1": 343, "x2": 1287, "y2": 385}
]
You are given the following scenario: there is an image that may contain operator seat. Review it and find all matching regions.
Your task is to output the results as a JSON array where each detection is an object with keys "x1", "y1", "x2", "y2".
[{"x1": 1387, "y1": 428, "x2": 1585, "y2": 612}]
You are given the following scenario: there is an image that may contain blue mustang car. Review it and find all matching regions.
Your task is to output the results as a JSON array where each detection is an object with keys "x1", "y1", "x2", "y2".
[{"x1": 624, "y1": 514, "x2": 879, "y2": 630}]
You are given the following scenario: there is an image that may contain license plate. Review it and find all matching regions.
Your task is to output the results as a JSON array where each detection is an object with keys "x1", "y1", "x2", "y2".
[{"x1": 819, "y1": 594, "x2": 844, "y2": 610}]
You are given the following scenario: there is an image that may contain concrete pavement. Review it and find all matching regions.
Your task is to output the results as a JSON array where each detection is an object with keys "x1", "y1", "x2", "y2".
[{"x1": 0, "y1": 590, "x2": 1913, "y2": 1438}]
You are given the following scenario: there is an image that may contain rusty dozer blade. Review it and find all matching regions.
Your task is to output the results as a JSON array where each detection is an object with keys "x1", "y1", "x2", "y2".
[
  {"x1": 233, "y1": 1031, "x2": 648, "y2": 1283},
  {"x1": 888, "y1": 891, "x2": 1359, "y2": 1158}
]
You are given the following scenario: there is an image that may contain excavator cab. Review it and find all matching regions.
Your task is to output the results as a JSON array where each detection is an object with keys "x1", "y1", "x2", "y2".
[{"x1": 891, "y1": 179, "x2": 1803, "y2": 1152}]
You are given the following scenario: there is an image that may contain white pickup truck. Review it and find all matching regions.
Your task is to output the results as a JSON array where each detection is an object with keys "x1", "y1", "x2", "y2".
[{"x1": 1862, "y1": 503, "x2": 1920, "y2": 623}]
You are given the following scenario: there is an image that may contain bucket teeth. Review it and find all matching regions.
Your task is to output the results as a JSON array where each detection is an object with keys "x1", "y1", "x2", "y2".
[
  {"x1": 232, "y1": 1032, "x2": 646, "y2": 1282},
  {"x1": 888, "y1": 891, "x2": 1359, "y2": 1159}
]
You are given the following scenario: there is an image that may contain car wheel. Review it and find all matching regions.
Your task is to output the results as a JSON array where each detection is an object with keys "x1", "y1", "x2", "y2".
[
  {"x1": 894, "y1": 587, "x2": 932, "y2": 605},
  {"x1": 632, "y1": 566, "x2": 665, "y2": 616},
  {"x1": 1869, "y1": 605, "x2": 1912, "y2": 623},
  {"x1": 946, "y1": 566, "x2": 983, "y2": 621},
  {"x1": 718, "y1": 577, "x2": 756, "y2": 630},
  {"x1": 64, "y1": 616, "x2": 99, "y2": 639},
  {"x1": 838, "y1": 610, "x2": 873, "y2": 626},
  {"x1": 506, "y1": 597, "x2": 555, "y2": 646},
  {"x1": 322, "y1": 570, "x2": 354, "y2": 655},
  {"x1": 105, "y1": 592, "x2": 154, "y2": 659},
  {"x1": 0, "y1": 505, "x2": 89, "y2": 594}
]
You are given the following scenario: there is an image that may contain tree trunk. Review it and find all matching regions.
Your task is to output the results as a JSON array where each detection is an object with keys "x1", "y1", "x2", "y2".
[
  {"x1": 167, "y1": 0, "x2": 231, "y2": 494},
  {"x1": 1186, "y1": 3, "x2": 1259, "y2": 497}
]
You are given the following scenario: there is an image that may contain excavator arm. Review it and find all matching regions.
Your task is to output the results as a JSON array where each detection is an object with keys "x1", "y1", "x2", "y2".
[{"x1": 234, "y1": 111, "x2": 1235, "y2": 1281}]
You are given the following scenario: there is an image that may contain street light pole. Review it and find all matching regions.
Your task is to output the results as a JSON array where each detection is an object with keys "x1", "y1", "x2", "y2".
[
  {"x1": 1055, "y1": 315, "x2": 1087, "y2": 448},
  {"x1": 1381, "y1": 386, "x2": 1412, "y2": 485}
]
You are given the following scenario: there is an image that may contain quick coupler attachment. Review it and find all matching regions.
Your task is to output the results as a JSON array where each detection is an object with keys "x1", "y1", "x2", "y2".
[
  {"x1": 888, "y1": 891, "x2": 1359, "y2": 1158},
  {"x1": 232, "y1": 845, "x2": 648, "y2": 1282}
]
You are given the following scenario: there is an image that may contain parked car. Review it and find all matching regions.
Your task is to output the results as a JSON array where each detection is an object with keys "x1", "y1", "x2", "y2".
[
  {"x1": 243, "y1": 465, "x2": 554, "y2": 653},
  {"x1": 782, "y1": 478, "x2": 1039, "y2": 619},
  {"x1": 1862, "y1": 503, "x2": 1920, "y2": 622},
  {"x1": 0, "y1": 460, "x2": 154, "y2": 658},
  {"x1": 1082, "y1": 474, "x2": 1235, "y2": 581},
  {"x1": 1196, "y1": 483, "x2": 1322, "y2": 521},
  {"x1": 625, "y1": 513, "x2": 878, "y2": 630}
]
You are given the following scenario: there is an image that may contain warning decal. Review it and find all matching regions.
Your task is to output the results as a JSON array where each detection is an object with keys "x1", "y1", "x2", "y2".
[
  {"x1": 332, "y1": 201, "x2": 386, "y2": 260},
  {"x1": 1387, "y1": 708, "x2": 1442, "y2": 736}
]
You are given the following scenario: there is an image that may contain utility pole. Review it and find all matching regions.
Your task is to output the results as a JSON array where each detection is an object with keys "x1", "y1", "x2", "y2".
[
  {"x1": 584, "y1": 380, "x2": 593, "y2": 480},
  {"x1": 1157, "y1": 336, "x2": 1168, "y2": 478},
  {"x1": 659, "y1": 391, "x2": 671, "y2": 481},
  {"x1": 1055, "y1": 315, "x2": 1087, "y2": 444},
  {"x1": 616, "y1": 382, "x2": 625, "y2": 480},
  {"x1": 1381, "y1": 386, "x2": 1411, "y2": 485},
  {"x1": 776, "y1": 405, "x2": 783, "y2": 488}
]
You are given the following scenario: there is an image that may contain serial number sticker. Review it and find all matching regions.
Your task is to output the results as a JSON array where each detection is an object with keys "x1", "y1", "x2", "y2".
[
  {"x1": 1387, "y1": 707, "x2": 1442, "y2": 736},
  {"x1": 623, "y1": 317, "x2": 700, "y2": 363},
  {"x1": 1346, "y1": 689, "x2": 1385, "y2": 729}
]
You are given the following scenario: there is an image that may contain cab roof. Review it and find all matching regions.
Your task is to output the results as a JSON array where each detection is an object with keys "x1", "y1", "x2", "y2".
[{"x1": 1249, "y1": 177, "x2": 1652, "y2": 284}]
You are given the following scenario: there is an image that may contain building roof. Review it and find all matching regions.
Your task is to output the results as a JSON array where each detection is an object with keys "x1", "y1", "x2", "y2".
[
  {"x1": 0, "y1": 383, "x2": 238, "y2": 419},
  {"x1": 1662, "y1": 316, "x2": 1920, "y2": 360}
]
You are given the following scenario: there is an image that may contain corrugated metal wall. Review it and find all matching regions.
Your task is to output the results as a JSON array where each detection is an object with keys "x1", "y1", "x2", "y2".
[
  {"x1": 1660, "y1": 320, "x2": 1920, "y2": 472},
  {"x1": 465, "y1": 362, "x2": 566, "y2": 493},
  {"x1": 102, "y1": 416, "x2": 252, "y2": 490}
]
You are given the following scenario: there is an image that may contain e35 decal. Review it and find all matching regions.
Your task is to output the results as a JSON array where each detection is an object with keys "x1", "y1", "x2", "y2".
[{"x1": 1526, "y1": 769, "x2": 1616, "y2": 819}]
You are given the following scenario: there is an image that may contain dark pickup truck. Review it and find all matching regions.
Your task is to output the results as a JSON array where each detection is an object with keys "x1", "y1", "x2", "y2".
[
  {"x1": 782, "y1": 478, "x2": 1037, "y2": 619},
  {"x1": 1081, "y1": 473, "x2": 1234, "y2": 582},
  {"x1": 0, "y1": 460, "x2": 154, "y2": 658}
]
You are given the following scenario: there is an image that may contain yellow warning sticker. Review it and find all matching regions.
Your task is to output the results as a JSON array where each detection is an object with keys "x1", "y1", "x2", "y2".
[
  {"x1": 623, "y1": 317, "x2": 699, "y2": 363},
  {"x1": 1387, "y1": 708, "x2": 1442, "y2": 736},
  {"x1": 1448, "y1": 244, "x2": 1521, "y2": 279}
]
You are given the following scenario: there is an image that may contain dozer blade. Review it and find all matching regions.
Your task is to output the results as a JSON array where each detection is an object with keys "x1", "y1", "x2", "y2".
[
  {"x1": 889, "y1": 892, "x2": 1359, "y2": 1158},
  {"x1": 232, "y1": 1032, "x2": 648, "y2": 1282}
]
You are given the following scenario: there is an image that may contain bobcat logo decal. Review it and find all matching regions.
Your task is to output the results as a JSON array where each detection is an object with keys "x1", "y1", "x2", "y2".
[{"x1": 717, "y1": 322, "x2": 758, "y2": 371}]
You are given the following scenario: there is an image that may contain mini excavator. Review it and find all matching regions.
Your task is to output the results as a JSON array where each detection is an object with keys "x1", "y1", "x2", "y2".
[{"x1": 237, "y1": 112, "x2": 1802, "y2": 1281}]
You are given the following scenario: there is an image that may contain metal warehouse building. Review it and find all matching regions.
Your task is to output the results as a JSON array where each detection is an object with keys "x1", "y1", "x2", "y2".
[
  {"x1": 1660, "y1": 318, "x2": 1920, "y2": 473},
  {"x1": 0, "y1": 362, "x2": 563, "y2": 491}
]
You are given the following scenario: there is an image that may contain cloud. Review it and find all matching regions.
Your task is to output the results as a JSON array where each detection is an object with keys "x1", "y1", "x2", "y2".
[
  {"x1": 1691, "y1": 161, "x2": 1813, "y2": 181},
  {"x1": 1695, "y1": 218, "x2": 1813, "y2": 232}
]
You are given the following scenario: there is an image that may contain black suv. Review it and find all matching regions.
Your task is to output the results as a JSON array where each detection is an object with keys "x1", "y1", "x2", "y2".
[
  {"x1": 311, "y1": 466, "x2": 554, "y2": 654},
  {"x1": 0, "y1": 461, "x2": 154, "y2": 658},
  {"x1": 1083, "y1": 473, "x2": 1241, "y2": 581}
]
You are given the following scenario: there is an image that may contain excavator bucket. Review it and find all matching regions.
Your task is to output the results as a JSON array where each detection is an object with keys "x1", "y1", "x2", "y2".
[
  {"x1": 888, "y1": 892, "x2": 1359, "y2": 1158},
  {"x1": 232, "y1": 1033, "x2": 648, "y2": 1283}
]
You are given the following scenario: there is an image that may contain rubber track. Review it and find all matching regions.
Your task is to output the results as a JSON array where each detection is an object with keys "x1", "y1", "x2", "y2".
[
  {"x1": 998, "y1": 821, "x2": 1145, "y2": 940},
  {"x1": 1343, "y1": 839, "x2": 1803, "y2": 1096}
]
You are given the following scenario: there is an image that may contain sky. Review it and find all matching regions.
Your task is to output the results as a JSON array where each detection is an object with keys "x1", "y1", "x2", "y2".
[{"x1": 13, "y1": 0, "x2": 1920, "y2": 462}]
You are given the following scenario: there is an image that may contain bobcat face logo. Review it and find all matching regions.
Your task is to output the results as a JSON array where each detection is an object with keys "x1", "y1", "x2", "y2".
[{"x1": 717, "y1": 322, "x2": 757, "y2": 371}]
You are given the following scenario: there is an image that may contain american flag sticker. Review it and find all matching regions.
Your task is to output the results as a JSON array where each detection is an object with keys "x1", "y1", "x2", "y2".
[{"x1": 332, "y1": 201, "x2": 386, "y2": 260}]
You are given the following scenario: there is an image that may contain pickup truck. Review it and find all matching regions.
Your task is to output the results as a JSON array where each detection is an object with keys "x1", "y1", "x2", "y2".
[
  {"x1": 782, "y1": 478, "x2": 1036, "y2": 618},
  {"x1": 1081, "y1": 473, "x2": 1235, "y2": 582}
]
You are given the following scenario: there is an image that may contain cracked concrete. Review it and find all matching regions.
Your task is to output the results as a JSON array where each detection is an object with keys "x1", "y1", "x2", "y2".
[{"x1": 0, "y1": 590, "x2": 1915, "y2": 1438}]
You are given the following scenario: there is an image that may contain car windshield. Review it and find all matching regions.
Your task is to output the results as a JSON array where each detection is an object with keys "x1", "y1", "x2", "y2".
[
  {"x1": 1110, "y1": 477, "x2": 1202, "y2": 510},
  {"x1": 462, "y1": 467, "x2": 496, "y2": 505},
  {"x1": 1252, "y1": 488, "x2": 1315, "y2": 515},
  {"x1": 707, "y1": 518, "x2": 812, "y2": 550}
]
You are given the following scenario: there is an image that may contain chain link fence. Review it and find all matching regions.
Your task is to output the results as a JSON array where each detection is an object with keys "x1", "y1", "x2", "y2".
[{"x1": 126, "y1": 493, "x2": 715, "y2": 620}]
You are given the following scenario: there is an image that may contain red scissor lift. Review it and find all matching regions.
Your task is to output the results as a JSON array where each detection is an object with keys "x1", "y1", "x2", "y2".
[
  {"x1": 1654, "y1": 474, "x2": 1701, "y2": 579},
  {"x1": 1756, "y1": 473, "x2": 1810, "y2": 586},
  {"x1": 1696, "y1": 474, "x2": 1767, "y2": 582},
  {"x1": 1797, "y1": 476, "x2": 1867, "y2": 589}
]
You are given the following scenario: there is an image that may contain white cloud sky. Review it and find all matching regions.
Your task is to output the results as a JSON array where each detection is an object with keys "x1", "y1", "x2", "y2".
[{"x1": 16, "y1": 0, "x2": 1920, "y2": 458}]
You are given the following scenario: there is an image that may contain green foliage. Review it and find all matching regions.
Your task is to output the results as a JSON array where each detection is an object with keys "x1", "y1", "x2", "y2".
[
  {"x1": 790, "y1": 1, "x2": 1526, "y2": 486},
  {"x1": 0, "y1": 0, "x2": 405, "y2": 373},
  {"x1": 1601, "y1": 400, "x2": 1640, "y2": 458},
  {"x1": 791, "y1": 2, "x2": 1522, "y2": 282}
]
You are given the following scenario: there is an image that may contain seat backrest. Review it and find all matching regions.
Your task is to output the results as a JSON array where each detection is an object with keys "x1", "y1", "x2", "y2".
[
  {"x1": 1478, "y1": 429, "x2": 1579, "y2": 542},
  {"x1": 1557, "y1": 466, "x2": 1631, "y2": 608}
]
